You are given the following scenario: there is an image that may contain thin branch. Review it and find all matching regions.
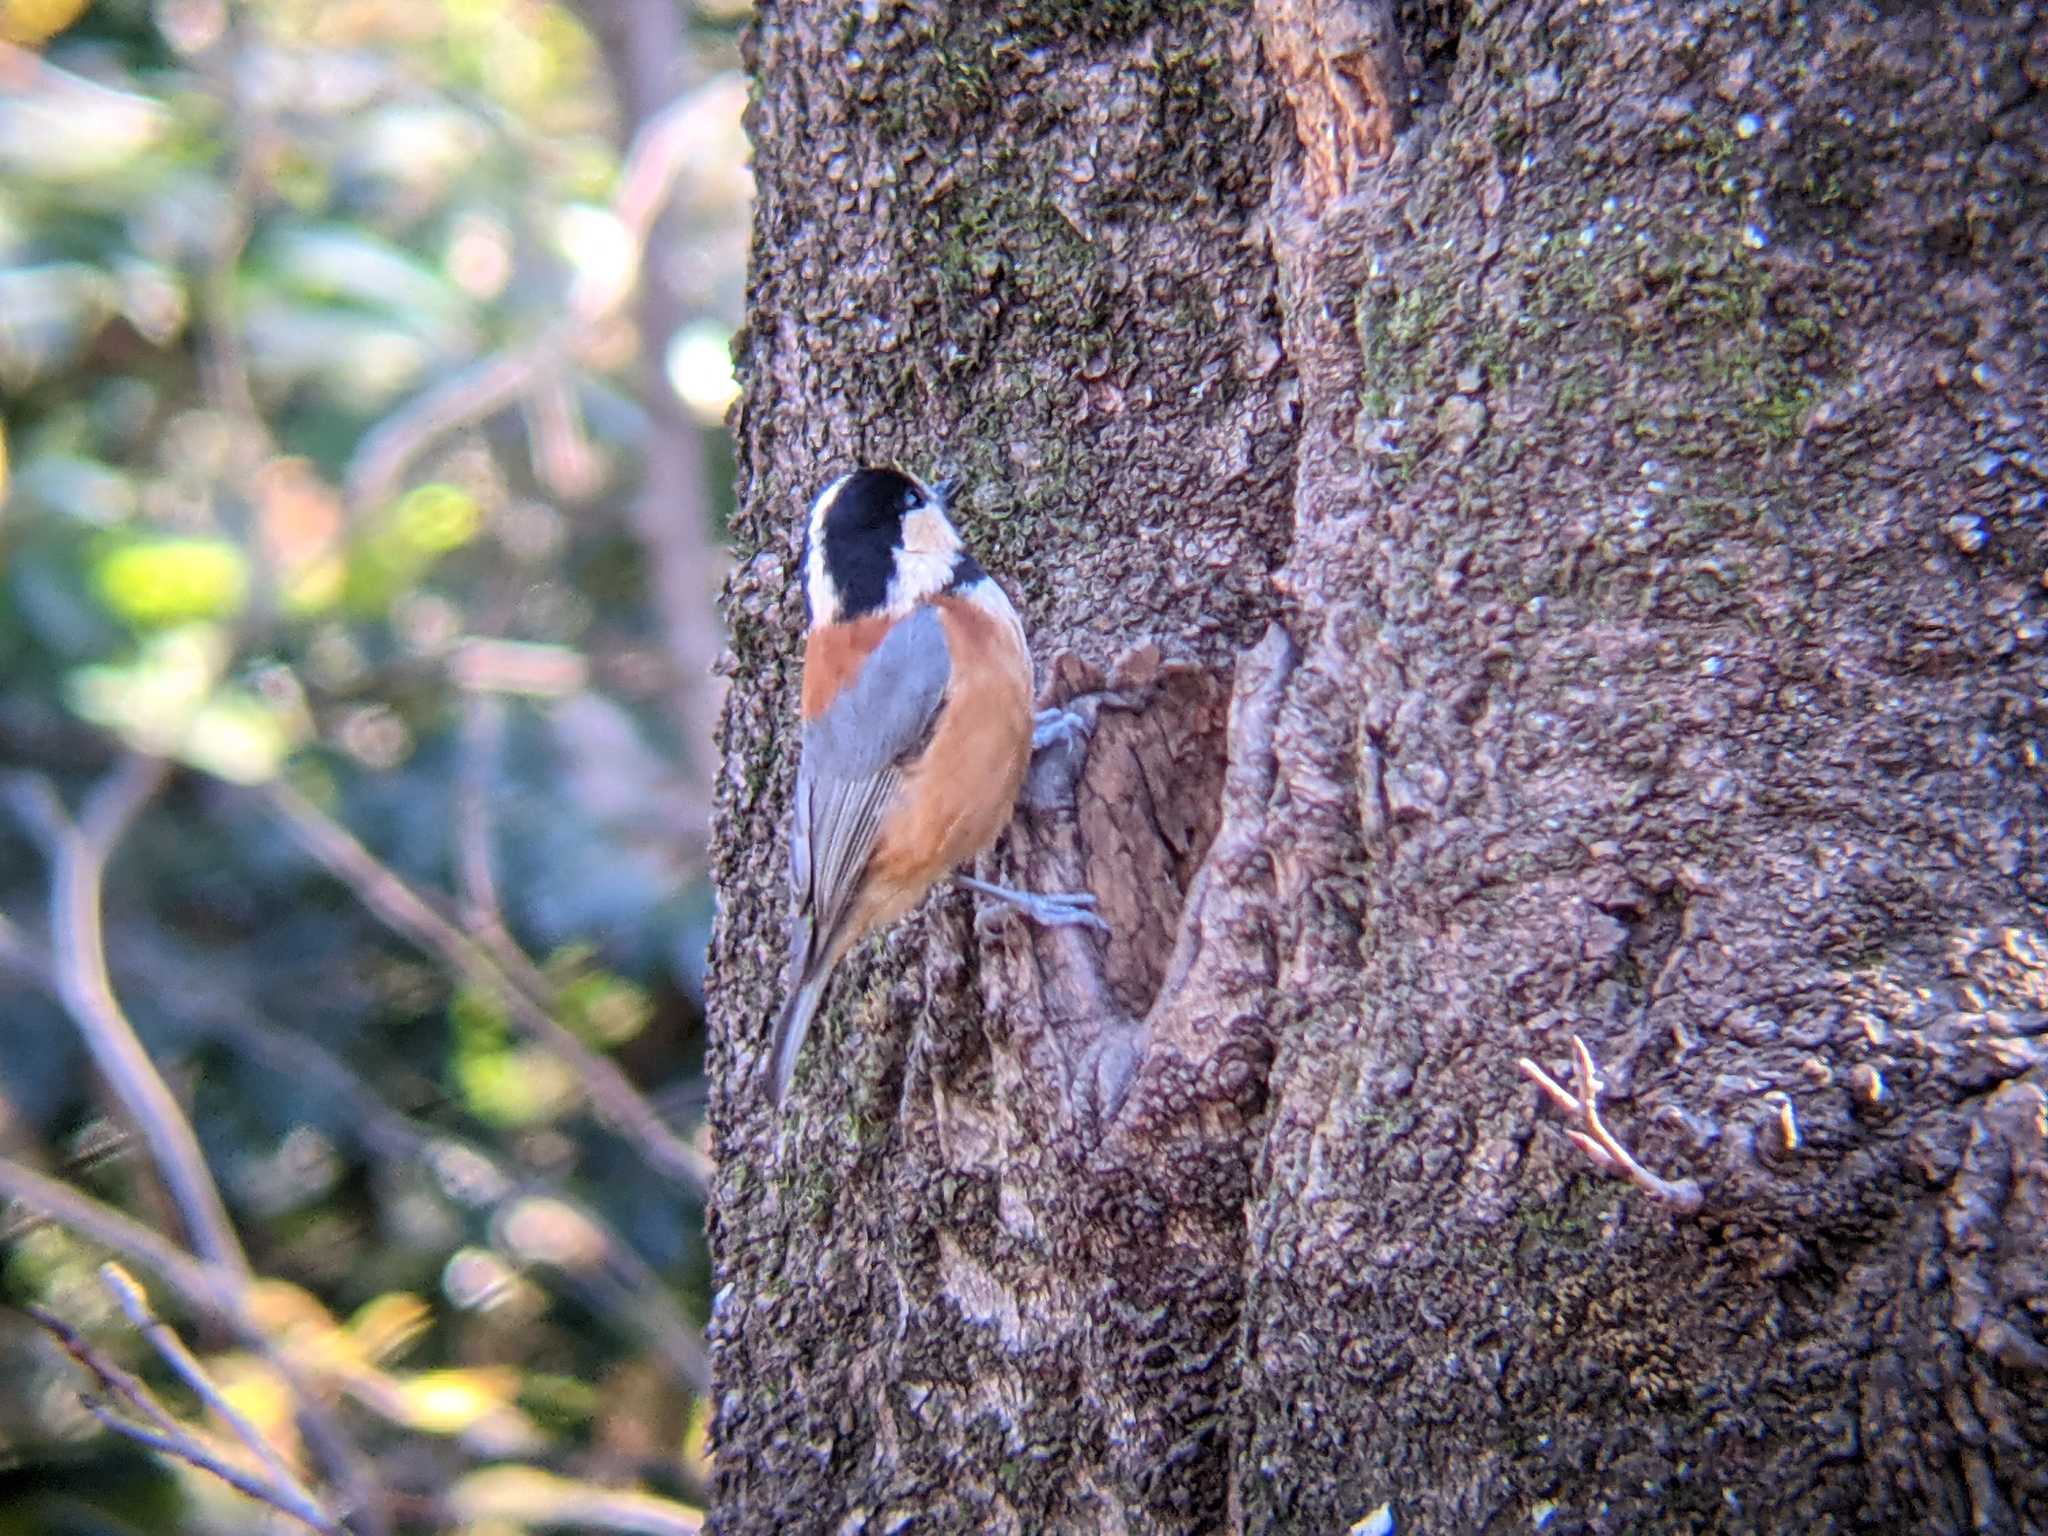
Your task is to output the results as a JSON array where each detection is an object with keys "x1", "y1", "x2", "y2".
[
  {"x1": 261, "y1": 781, "x2": 712, "y2": 1194},
  {"x1": 31, "y1": 1282, "x2": 340, "y2": 1535},
  {"x1": 100, "y1": 1262, "x2": 315, "y2": 1507},
  {"x1": 3, "y1": 759, "x2": 249, "y2": 1272},
  {"x1": 342, "y1": 84, "x2": 702, "y2": 521},
  {"x1": 86, "y1": 1411, "x2": 338, "y2": 1534},
  {"x1": 30, "y1": 1304, "x2": 184, "y2": 1437},
  {"x1": 0, "y1": 1156, "x2": 232, "y2": 1314},
  {"x1": 344, "y1": 337, "x2": 560, "y2": 518},
  {"x1": 1518, "y1": 1035, "x2": 1705, "y2": 1214},
  {"x1": 196, "y1": 991, "x2": 712, "y2": 1392},
  {"x1": 9, "y1": 910, "x2": 711, "y2": 1395},
  {"x1": 0, "y1": 1154, "x2": 390, "y2": 1535},
  {"x1": 454, "y1": 691, "x2": 508, "y2": 935}
]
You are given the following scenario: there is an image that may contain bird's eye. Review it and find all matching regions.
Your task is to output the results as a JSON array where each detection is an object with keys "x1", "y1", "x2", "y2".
[{"x1": 901, "y1": 490, "x2": 918, "y2": 512}]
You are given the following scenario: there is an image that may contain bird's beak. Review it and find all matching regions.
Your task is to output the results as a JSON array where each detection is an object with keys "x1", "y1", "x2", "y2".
[{"x1": 930, "y1": 474, "x2": 964, "y2": 510}]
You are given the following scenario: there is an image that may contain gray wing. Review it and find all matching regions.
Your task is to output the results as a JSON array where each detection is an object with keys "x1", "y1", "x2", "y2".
[{"x1": 789, "y1": 604, "x2": 952, "y2": 974}]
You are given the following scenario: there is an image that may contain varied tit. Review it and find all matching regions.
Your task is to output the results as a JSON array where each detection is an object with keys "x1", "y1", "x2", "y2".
[{"x1": 770, "y1": 466, "x2": 1101, "y2": 1105}]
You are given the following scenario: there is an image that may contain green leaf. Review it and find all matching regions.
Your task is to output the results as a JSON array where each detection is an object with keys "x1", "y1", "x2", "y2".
[{"x1": 91, "y1": 536, "x2": 248, "y2": 626}]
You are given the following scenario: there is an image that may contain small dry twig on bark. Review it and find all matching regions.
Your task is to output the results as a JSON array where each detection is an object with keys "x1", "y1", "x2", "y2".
[
  {"x1": 261, "y1": 781, "x2": 712, "y2": 1194},
  {"x1": 31, "y1": 1265, "x2": 340, "y2": 1534},
  {"x1": 1518, "y1": 1035, "x2": 1705, "y2": 1214}
]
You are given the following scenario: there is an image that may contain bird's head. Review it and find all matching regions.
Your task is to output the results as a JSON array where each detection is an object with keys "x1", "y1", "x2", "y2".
[{"x1": 803, "y1": 466, "x2": 965, "y2": 626}]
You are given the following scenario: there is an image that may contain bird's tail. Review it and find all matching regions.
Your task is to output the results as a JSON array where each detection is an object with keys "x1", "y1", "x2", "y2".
[{"x1": 769, "y1": 970, "x2": 832, "y2": 1107}]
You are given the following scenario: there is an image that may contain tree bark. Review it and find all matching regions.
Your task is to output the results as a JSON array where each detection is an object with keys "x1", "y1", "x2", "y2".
[{"x1": 706, "y1": 3, "x2": 2048, "y2": 1533}]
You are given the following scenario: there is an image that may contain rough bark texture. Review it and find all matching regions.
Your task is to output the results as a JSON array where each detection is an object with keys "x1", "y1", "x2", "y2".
[{"x1": 706, "y1": 3, "x2": 2048, "y2": 1533}]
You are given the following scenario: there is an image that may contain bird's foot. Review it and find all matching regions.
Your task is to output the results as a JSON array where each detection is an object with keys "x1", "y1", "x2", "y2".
[
  {"x1": 1031, "y1": 706, "x2": 1088, "y2": 754},
  {"x1": 956, "y1": 874, "x2": 1109, "y2": 937}
]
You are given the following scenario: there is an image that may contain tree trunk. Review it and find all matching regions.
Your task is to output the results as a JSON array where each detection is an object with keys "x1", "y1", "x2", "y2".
[{"x1": 706, "y1": 3, "x2": 2048, "y2": 1532}]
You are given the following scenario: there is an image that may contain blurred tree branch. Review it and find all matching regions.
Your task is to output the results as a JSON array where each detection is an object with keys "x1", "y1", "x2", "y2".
[
  {"x1": 0, "y1": 1154, "x2": 230, "y2": 1311},
  {"x1": 261, "y1": 780, "x2": 714, "y2": 1195},
  {"x1": 0, "y1": 1153, "x2": 389, "y2": 1534},
  {"x1": 577, "y1": 0, "x2": 732, "y2": 787},
  {"x1": 0, "y1": 757, "x2": 392, "y2": 1534},
  {"x1": 157, "y1": 944, "x2": 712, "y2": 1393},
  {"x1": 1, "y1": 5, "x2": 728, "y2": 1527},
  {"x1": 342, "y1": 79, "x2": 699, "y2": 523},
  {"x1": 33, "y1": 1265, "x2": 341, "y2": 1535},
  {"x1": 2, "y1": 756, "x2": 247, "y2": 1272}
]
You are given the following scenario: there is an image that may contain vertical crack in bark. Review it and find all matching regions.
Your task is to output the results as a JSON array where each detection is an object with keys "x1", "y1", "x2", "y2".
[
  {"x1": 975, "y1": 624, "x2": 1298, "y2": 1142},
  {"x1": 904, "y1": 625, "x2": 1300, "y2": 1522}
]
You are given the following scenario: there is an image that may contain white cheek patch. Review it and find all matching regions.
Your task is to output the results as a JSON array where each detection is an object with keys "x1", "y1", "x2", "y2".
[
  {"x1": 885, "y1": 507, "x2": 964, "y2": 613},
  {"x1": 805, "y1": 474, "x2": 850, "y2": 626}
]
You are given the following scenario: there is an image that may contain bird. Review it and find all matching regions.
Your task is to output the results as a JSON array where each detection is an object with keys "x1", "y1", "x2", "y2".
[{"x1": 769, "y1": 466, "x2": 1101, "y2": 1105}]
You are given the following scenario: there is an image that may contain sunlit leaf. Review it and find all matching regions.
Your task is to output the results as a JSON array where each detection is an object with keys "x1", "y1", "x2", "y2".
[
  {"x1": 559, "y1": 969, "x2": 652, "y2": 1046},
  {"x1": 447, "y1": 1466, "x2": 704, "y2": 1536},
  {"x1": 0, "y1": 52, "x2": 167, "y2": 180},
  {"x1": 65, "y1": 623, "x2": 227, "y2": 752},
  {"x1": 390, "y1": 482, "x2": 481, "y2": 554},
  {"x1": 392, "y1": 1366, "x2": 513, "y2": 1430},
  {"x1": 342, "y1": 482, "x2": 482, "y2": 614},
  {"x1": 281, "y1": 551, "x2": 346, "y2": 614},
  {"x1": 182, "y1": 686, "x2": 293, "y2": 783},
  {"x1": 455, "y1": 1045, "x2": 580, "y2": 1128},
  {"x1": 92, "y1": 537, "x2": 248, "y2": 625},
  {"x1": 241, "y1": 1279, "x2": 356, "y2": 1380},
  {"x1": 0, "y1": 0, "x2": 89, "y2": 46},
  {"x1": 384, "y1": 1368, "x2": 546, "y2": 1455},
  {"x1": 450, "y1": 984, "x2": 581, "y2": 1127},
  {"x1": 346, "y1": 1292, "x2": 432, "y2": 1365},
  {"x1": 202, "y1": 1353, "x2": 305, "y2": 1474},
  {"x1": 63, "y1": 625, "x2": 302, "y2": 779}
]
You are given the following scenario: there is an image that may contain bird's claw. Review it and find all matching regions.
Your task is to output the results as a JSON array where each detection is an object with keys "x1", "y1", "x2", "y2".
[
  {"x1": 957, "y1": 875, "x2": 1109, "y2": 936},
  {"x1": 1031, "y1": 707, "x2": 1088, "y2": 755}
]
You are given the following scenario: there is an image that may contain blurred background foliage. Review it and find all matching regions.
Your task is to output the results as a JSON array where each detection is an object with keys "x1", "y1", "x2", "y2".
[{"x1": 0, "y1": 0, "x2": 747, "y2": 1529}]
